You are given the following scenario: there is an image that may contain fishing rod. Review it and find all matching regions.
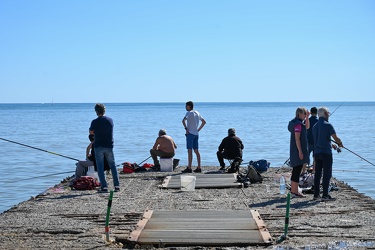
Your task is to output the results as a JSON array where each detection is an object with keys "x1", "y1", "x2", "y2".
[
  {"x1": 330, "y1": 139, "x2": 375, "y2": 167},
  {"x1": 137, "y1": 156, "x2": 152, "y2": 166},
  {"x1": 329, "y1": 103, "x2": 343, "y2": 116},
  {"x1": 0, "y1": 137, "x2": 80, "y2": 161}
]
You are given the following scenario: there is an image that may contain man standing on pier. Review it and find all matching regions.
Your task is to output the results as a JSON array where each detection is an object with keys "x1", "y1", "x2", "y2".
[
  {"x1": 89, "y1": 103, "x2": 120, "y2": 192},
  {"x1": 313, "y1": 107, "x2": 343, "y2": 201},
  {"x1": 182, "y1": 101, "x2": 206, "y2": 173}
]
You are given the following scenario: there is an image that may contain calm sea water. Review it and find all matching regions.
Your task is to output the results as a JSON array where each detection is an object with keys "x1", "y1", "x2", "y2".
[{"x1": 1, "y1": 102, "x2": 374, "y2": 213}]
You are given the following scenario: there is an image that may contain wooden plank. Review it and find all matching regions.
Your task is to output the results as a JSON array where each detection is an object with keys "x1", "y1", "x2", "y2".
[
  {"x1": 127, "y1": 210, "x2": 154, "y2": 242},
  {"x1": 138, "y1": 230, "x2": 267, "y2": 245},
  {"x1": 150, "y1": 210, "x2": 254, "y2": 219},
  {"x1": 144, "y1": 220, "x2": 259, "y2": 230},
  {"x1": 129, "y1": 210, "x2": 273, "y2": 246},
  {"x1": 167, "y1": 183, "x2": 241, "y2": 189},
  {"x1": 167, "y1": 178, "x2": 238, "y2": 184},
  {"x1": 162, "y1": 174, "x2": 241, "y2": 189}
]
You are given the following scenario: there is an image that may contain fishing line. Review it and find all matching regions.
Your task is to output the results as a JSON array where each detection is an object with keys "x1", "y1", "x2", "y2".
[
  {"x1": 0, "y1": 137, "x2": 80, "y2": 161},
  {"x1": 2, "y1": 170, "x2": 75, "y2": 183},
  {"x1": 330, "y1": 139, "x2": 375, "y2": 167},
  {"x1": 333, "y1": 169, "x2": 375, "y2": 174}
]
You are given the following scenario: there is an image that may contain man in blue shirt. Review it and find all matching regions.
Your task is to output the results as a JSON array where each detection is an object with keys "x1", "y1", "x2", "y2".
[
  {"x1": 89, "y1": 103, "x2": 120, "y2": 192},
  {"x1": 313, "y1": 107, "x2": 343, "y2": 201}
]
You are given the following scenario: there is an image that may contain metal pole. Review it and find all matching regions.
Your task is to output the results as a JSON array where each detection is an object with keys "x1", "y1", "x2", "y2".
[
  {"x1": 105, "y1": 190, "x2": 114, "y2": 242},
  {"x1": 277, "y1": 192, "x2": 291, "y2": 243}
]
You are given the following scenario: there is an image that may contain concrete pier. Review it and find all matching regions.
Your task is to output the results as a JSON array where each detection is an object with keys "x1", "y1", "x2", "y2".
[{"x1": 1, "y1": 166, "x2": 374, "y2": 249}]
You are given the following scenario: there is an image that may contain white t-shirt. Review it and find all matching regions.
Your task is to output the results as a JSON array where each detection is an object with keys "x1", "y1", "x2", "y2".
[{"x1": 185, "y1": 110, "x2": 203, "y2": 135}]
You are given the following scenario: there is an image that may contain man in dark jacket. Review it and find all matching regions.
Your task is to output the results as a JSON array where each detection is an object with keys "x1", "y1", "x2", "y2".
[
  {"x1": 217, "y1": 128, "x2": 244, "y2": 171},
  {"x1": 307, "y1": 107, "x2": 319, "y2": 171}
]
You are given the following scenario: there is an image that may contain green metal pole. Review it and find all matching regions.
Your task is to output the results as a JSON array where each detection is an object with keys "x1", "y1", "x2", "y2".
[
  {"x1": 277, "y1": 192, "x2": 291, "y2": 243},
  {"x1": 284, "y1": 192, "x2": 291, "y2": 237},
  {"x1": 105, "y1": 190, "x2": 114, "y2": 242}
]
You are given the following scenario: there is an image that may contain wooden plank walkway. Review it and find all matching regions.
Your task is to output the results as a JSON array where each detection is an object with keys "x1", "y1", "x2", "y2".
[
  {"x1": 128, "y1": 210, "x2": 272, "y2": 247},
  {"x1": 161, "y1": 173, "x2": 242, "y2": 189}
]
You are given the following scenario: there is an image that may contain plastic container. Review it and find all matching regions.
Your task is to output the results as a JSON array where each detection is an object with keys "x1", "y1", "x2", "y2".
[
  {"x1": 160, "y1": 158, "x2": 173, "y2": 172},
  {"x1": 180, "y1": 175, "x2": 196, "y2": 191},
  {"x1": 86, "y1": 166, "x2": 100, "y2": 183},
  {"x1": 279, "y1": 175, "x2": 286, "y2": 194}
]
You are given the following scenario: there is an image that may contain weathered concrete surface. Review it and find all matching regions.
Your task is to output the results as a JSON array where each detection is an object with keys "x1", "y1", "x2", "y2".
[{"x1": 1, "y1": 166, "x2": 375, "y2": 249}]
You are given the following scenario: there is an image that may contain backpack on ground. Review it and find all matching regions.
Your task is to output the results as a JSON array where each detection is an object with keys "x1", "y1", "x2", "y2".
[
  {"x1": 122, "y1": 162, "x2": 135, "y2": 173},
  {"x1": 299, "y1": 172, "x2": 314, "y2": 188},
  {"x1": 249, "y1": 159, "x2": 270, "y2": 173},
  {"x1": 72, "y1": 176, "x2": 100, "y2": 190},
  {"x1": 247, "y1": 164, "x2": 263, "y2": 184}
]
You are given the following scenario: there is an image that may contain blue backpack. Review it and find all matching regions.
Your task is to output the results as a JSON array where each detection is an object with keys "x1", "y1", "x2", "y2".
[{"x1": 249, "y1": 160, "x2": 270, "y2": 173}]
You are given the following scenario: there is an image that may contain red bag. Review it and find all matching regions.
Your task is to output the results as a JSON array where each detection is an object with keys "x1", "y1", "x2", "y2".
[
  {"x1": 142, "y1": 163, "x2": 154, "y2": 168},
  {"x1": 122, "y1": 162, "x2": 134, "y2": 173},
  {"x1": 73, "y1": 176, "x2": 100, "y2": 190}
]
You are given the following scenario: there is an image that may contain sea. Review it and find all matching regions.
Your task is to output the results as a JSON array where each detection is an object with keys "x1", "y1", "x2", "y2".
[{"x1": 1, "y1": 102, "x2": 374, "y2": 213}]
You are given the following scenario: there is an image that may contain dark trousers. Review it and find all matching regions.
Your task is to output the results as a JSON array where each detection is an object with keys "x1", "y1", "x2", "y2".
[
  {"x1": 217, "y1": 151, "x2": 241, "y2": 167},
  {"x1": 150, "y1": 149, "x2": 174, "y2": 166},
  {"x1": 314, "y1": 153, "x2": 333, "y2": 197}
]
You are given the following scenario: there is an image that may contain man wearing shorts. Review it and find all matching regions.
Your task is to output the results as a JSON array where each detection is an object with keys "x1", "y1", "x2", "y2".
[{"x1": 182, "y1": 101, "x2": 206, "y2": 173}]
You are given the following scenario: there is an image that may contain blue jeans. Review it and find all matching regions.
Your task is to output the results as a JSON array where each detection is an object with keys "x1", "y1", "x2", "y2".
[
  {"x1": 314, "y1": 153, "x2": 333, "y2": 197},
  {"x1": 94, "y1": 147, "x2": 120, "y2": 189}
]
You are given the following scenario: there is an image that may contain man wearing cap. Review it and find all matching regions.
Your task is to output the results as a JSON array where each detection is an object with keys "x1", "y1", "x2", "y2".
[{"x1": 217, "y1": 128, "x2": 244, "y2": 171}]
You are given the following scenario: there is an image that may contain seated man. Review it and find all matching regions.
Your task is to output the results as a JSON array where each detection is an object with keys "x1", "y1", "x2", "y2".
[
  {"x1": 150, "y1": 129, "x2": 177, "y2": 170},
  {"x1": 75, "y1": 134, "x2": 109, "y2": 180},
  {"x1": 75, "y1": 134, "x2": 95, "y2": 180},
  {"x1": 217, "y1": 128, "x2": 244, "y2": 172}
]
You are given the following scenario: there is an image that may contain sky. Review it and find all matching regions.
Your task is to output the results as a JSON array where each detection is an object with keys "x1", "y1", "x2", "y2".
[{"x1": 1, "y1": 1, "x2": 374, "y2": 103}]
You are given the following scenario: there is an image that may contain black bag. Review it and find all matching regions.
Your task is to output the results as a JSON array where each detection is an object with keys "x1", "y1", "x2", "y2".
[{"x1": 247, "y1": 165, "x2": 263, "y2": 184}]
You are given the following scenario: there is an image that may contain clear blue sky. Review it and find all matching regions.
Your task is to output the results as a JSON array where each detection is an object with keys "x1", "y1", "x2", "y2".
[{"x1": 1, "y1": 1, "x2": 374, "y2": 103}]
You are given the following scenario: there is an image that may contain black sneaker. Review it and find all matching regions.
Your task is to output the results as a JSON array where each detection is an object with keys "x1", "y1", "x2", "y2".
[
  {"x1": 193, "y1": 168, "x2": 202, "y2": 173},
  {"x1": 321, "y1": 195, "x2": 336, "y2": 201},
  {"x1": 313, "y1": 195, "x2": 321, "y2": 201},
  {"x1": 98, "y1": 187, "x2": 108, "y2": 193},
  {"x1": 219, "y1": 166, "x2": 226, "y2": 171},
  {"x1": 114, "y1": 187, "x2": 120, "y2": 192},
  {"x1": 181, "y1": 168, "x2": 192, "y2": 173}
]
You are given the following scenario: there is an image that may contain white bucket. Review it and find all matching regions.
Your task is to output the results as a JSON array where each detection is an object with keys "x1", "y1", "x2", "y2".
[
  {"x1": 180, "y1": 175, "x2": 196, "y2": 191},
  {"x1": 160, "y1": 158, "x2": 173, "y2": 172}
]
